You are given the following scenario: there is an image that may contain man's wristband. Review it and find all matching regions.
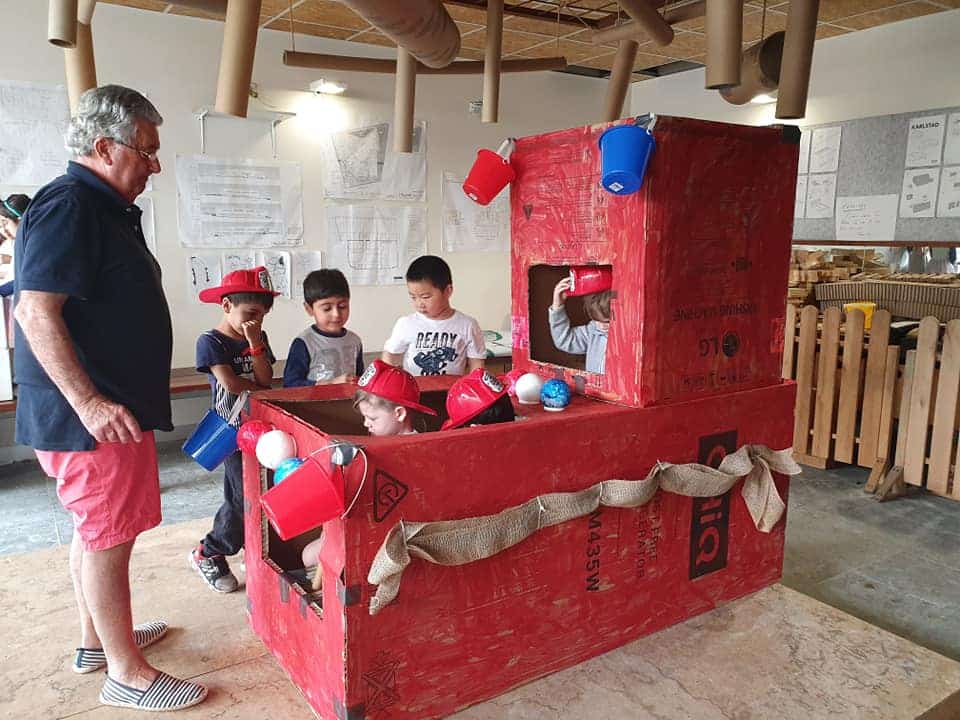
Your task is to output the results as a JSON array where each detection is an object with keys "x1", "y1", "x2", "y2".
[{"x1": 249, "y1": 344, "x2": 266, "y2": 357}]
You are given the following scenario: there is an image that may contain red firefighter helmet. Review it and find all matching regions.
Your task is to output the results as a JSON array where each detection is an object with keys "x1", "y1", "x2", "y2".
[
  {"x1": 442, "y1": 369, "x2": 508, "y2": 430},
  {"x1": 357, "y1": 360, "x2": 437, "y2": 416}
]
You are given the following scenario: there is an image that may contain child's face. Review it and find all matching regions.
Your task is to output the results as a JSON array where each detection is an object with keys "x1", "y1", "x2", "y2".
[
  {"x1": 357, "y1": 399, "x2": 408, "y2": 436},
  {"x1": 223, "y1": 300, "x2": 268, "y2": 335},
  {"x1": 407, "y1": 280, "x2": 452, "y2": 319},
  {"x1": 307, "y1": 295, "x2": 350, "y2": 334}
]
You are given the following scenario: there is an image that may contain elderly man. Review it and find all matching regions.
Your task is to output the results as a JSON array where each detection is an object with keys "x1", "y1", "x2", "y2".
[{"x1": 14, "y1": 86, "x2": 207, "y2": 712}]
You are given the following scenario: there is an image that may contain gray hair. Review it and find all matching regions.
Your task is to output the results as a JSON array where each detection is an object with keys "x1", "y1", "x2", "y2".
[{"x1": 65, "y1": 85, "x2": 163, "y2": 157}]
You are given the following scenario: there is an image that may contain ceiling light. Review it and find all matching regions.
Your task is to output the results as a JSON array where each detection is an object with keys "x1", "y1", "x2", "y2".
[
  {"x1": 750, "y1": 93, "x2": 778, "y2": 104},
  {"x1": 309, "y1": 78, "x2": 347, "y2": 95}
]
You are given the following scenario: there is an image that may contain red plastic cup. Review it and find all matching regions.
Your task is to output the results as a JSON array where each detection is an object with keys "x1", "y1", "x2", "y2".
[
  {"x1": 462, "y1": 149, "x2": 516, "y2": 206},
  {"x1": 568, "y1": 266, "x2": 613, "y2": 297},
  {"x1": 260, "y1": 454, "x2": 344, "y2": 540}
]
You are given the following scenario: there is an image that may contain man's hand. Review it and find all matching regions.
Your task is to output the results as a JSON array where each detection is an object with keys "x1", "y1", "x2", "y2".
[
  {"x1": 75, "y1": 395, "x2": 143, "y2": 444},
  {"x1": 241, "y1": 319, "x2": 264, "y2": 349},
  {"x1": 552, "y1": 277, "x2": 572, "y2": 309}
]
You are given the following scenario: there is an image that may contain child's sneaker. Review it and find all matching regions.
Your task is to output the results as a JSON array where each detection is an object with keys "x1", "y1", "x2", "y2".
[{"x1": 189, "y1": 543, "x2": 239, "y2": 593}]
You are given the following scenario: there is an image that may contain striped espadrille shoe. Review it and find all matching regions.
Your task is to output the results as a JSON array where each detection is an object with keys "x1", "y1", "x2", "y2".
[
  {"x1": 99, "y1": 672, "x2": 207, "y2": 712},
  {"x1": 73, "y1": 620, "x2": 170, "y2": 674}
]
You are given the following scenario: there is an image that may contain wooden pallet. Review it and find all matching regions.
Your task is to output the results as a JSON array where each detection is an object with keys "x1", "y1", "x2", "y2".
[
  {"x1": 784, "y1": 305, "x2": 898, "y2": 471},
  {"x1": 784, "y1": 305, "x2": 960, "y2": 501}
]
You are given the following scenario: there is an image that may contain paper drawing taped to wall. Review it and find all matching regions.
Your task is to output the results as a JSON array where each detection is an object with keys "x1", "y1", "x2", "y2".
[
  {"x1": 325, "y1": 205, "x2": 427, "y2": 286},
  {"x1": 176, "y1": 155, "x2": 303, "y2": 248},
  {"x1": 321, "y1": 121, "x2": 426, "y2": 201}
]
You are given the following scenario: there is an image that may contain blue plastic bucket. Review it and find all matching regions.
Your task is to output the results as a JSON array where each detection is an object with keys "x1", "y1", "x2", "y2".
[
  {"x1": 598, "y1": 124, "x2": 655, "y2": 195},
  {"x1": 182, "y1": 410, "x2": 238, "y2": 471}
]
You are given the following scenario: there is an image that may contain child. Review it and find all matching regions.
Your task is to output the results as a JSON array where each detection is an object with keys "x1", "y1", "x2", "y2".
[
  {"x1": 549, "y1": 277, "x2": 611, "y2": 375},
  {"x1": 283, "y1": 268, "x2": 363, "y2": 388},
  {"x1": 442, "y1": 369, "x2": 516, "y2": 430},
  {"x1": 190, "y1": 266, "x2": 278, "y2": 593},
  {"x1": 382, "y1": 255, "x2": 486, "y2": 376},
  {"x1": 300, "y1": 359, "x2": 436, "y2": 571},
  {"x1": 354, "y1": 359, "x2": 438, "y2": 436}
]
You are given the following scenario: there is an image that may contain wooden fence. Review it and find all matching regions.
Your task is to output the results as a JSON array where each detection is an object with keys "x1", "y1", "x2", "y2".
[{"x1": 782, "y1": 305, "x2": 960, "y2": 500}]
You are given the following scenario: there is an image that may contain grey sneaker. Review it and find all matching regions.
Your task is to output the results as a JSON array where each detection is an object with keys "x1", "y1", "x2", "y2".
[{"x1": 189, "y1": 544, "x2": 239, "y2": 593}]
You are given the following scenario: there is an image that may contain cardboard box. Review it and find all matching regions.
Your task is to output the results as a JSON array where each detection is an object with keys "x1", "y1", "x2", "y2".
[
  {"x1": 244, "y1": 379, "x2": 795, "y2": 720},
  {"x1": 510, "y1": 116, "x2": 798, "y2": 407}
]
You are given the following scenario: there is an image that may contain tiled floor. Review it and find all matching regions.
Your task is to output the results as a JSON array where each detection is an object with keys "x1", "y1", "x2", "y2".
[{"x1": 1, "y1": 445, "x2": 959, "y2": 663}]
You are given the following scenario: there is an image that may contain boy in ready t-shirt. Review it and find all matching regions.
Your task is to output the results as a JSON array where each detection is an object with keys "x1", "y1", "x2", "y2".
[{"x1": 381, "y1": 255, "x2": 485, "y2": 376}]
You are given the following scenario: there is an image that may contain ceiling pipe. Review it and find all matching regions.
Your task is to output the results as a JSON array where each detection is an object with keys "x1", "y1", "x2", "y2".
[
  {"x1": 393, "y1": 48, "x2": 417, "y2": 152},
  {"x1": 776, "y1": 0, "x2": 819, "y2": 119},
  {"x1": 63, "y1": 0, "x2": 98, "y2": 113},
  {"x1": 482, "y1": 0, "x2": 504, "y2": 124},
  {"x1": 283, "y1": 51, "x2": 566, "y2": 74},
  {"x1": 705, "y1": 0, "x2": 743, "y2": 89},
  {"x1": 169, "y1": 0, "x2": 228, "y2": 15},
  {"x1": 602, "y1": 40, "x2": 639, "y2": 122},
  {"x1": 339, "y1": 0, "x2": 460, "y2": 69},
  {"x1": 616, "y1": 0, "x2": 675, "y2": 46},
  {"x1": 48, "y1": 0, "x2": 78, "y2": 48},
  {"x1": 720, "y1": 30, "x2": 784, "y2": 105},
  {"x1": 214, "y1": 0, "x2": 261, "y2": 118},
  {"x1": 591, "y1": 1, "x2": 704, "y2": 45}
]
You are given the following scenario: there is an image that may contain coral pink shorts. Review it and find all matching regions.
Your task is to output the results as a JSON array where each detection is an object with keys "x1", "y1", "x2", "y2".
[{"x1": 35, "y1": 433, "x2": 162, "y2": 552}]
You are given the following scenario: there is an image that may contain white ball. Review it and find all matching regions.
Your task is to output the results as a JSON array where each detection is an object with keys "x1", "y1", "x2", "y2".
[
  {"x1": 515, "y1": 372, "x2": 545, "y2": 405},
  {"x1": 256, "y1": 430, "x2": 298, "y2": 470}
]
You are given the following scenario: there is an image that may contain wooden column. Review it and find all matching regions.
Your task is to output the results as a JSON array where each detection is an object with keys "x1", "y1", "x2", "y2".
[
  {"x1": 48, "y1": 0, "x2": 78, "y2": 47},
  {"x1": 776, "y1": 0, "x2": 820, "y2": 119},
  {"x1": 170, "y1": 0, "x2": 227, "y2": 14},
  {"x1": 283, "y1": 51, "x2": 566, "y2": 74},
  {"x1": 394, "y1": 48, "x2": 417, "y2": 152},
  {"x1": 592, "y1": 1, "x2": 705, "y2": 44},
  {"x1": 705, "y1": 0, "x2": 743, "y2": 89},
  {"x1": 603, "y1": 40, "x2": 639, "y2": 122},
  {"x1": 482, "y1": 0, "x2": 504, "y2": 124},
  {"x1": 617, "y1": 0, "x2": 674, "y2": 46},
  {"x1": 719, "y1": 31, "x2": 784, "y2": 105},
  {"x1": 63, "y1": 0, "x2": 97, "y2": 113},
  {"x1": 215, "y1": 0, "x2": 262, "y2": 118}
]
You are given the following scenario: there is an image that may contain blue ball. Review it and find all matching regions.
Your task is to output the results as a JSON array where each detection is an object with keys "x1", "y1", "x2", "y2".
[
  {"x1": 273, "y1": 457, "x2": 305, "y2": 484},
  {"x1": 540, "y1": 379, "x2": 572, "y2": 411}
]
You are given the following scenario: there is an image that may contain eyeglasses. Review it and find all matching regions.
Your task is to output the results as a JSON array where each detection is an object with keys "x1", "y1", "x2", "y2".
[{"x1": 113, "y1": 139, "x2": 160, "y2": 163}]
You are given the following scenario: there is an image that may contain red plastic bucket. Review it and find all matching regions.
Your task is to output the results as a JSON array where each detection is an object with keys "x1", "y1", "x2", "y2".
[
  {"x1": 260, "y1": 453, "x2": 344, "y2": 540},
  {"x1": 462, "y1": 149, "x2": 515, "y2": 206},
  {"x1": 568, "y1": 266, "x2": 613, "y2": 297}
]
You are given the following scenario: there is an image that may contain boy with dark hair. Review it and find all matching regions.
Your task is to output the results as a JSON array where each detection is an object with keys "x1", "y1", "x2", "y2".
[
  {"x1": 190, "y1": 267, "x2": 278, "y2": 593},
  {"x1": 382, "y1": 255, "x2": 486, "y2": 376},
  {"x1": 283, "y1": 268, "x2": 363, "y2": 388},
  {"x1": 549, "y1": 277, "x2": 611, "y2": 374}
]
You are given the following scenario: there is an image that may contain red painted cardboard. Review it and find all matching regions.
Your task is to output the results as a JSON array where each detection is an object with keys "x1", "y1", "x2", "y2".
[
  {"x1": 244, "y1": 379, "x2": 795, "y2": 720},
  {"x1": 242, "y1": 116, "x2": 798, "y2": 719},
  {"x1": 510, "y1": 116, "x2": 798, "y2": 407}
]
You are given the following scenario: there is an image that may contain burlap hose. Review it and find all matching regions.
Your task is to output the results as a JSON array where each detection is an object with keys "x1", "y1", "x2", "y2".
[{"x1": 367, "y1": 445, "x2": 800, "y2": 615}]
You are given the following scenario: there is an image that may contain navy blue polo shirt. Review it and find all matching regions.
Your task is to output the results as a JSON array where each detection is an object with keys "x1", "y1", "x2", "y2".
[{"x1": 14, "y1": 162, "x2": 174, "y2": 451}]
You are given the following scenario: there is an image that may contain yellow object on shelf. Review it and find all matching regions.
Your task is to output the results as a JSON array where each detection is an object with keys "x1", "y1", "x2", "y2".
[{"x1": 844, "y1": 302, "x2": 877, "y2": 330}]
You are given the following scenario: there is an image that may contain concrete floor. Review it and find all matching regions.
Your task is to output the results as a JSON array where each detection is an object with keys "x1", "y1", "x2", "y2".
[
  {"x1": 4, "y1": 518, "x2": 959, "y2": 720},
  {"x1": 1, "y1": 444, "x2": 959, "y2": 663}
]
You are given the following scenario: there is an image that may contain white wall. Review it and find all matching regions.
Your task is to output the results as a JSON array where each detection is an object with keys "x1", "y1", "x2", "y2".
[
  {"x1": 0, "y1": 1, "x2": 606, "y2": 369},
  {"x1": 630, "y1": 10, "x2": 960, "y2": 127},
  {"x1": 0, "y1": 1, "x2": 607, "y2": 462}
]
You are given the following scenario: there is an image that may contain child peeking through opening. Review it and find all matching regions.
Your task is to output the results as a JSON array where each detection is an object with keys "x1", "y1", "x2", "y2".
[
  {"x1": 548, "y1": 277, "x2": 611, "y2": 375},
  {"x1": 442, "y1": 369, "x2": 516, "y2": 430}
]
